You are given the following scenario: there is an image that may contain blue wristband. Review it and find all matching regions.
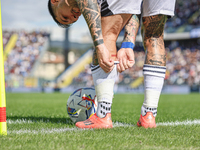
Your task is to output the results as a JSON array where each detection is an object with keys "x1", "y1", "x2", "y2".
[{"x1": 120, "y1": 42, "x2": 135, "y2": 49}]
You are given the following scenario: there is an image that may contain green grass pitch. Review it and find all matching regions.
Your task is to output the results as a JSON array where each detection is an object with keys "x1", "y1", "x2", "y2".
[{"x1": 0, "y1": 93, "x2": 200, "y2": 150}]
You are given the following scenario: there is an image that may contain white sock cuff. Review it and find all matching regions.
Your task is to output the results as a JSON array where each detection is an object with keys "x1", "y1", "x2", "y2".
[
  {"x1": 91, "y1": 64, "x2": 101, "y2": 73},
  {"x1": 91, "y1": 65, "x2": 118, "y2": 86},
  {"x1": 143, "y1": 64, "x2": 166, "y2": 78}
]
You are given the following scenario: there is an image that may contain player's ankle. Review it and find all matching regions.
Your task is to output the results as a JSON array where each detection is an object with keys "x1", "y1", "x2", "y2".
[
  {"x1": 97, "y1": 101, "x2": 112, "y2": 118},
  {"x1": 141, "y1": 105, "x2": 157, "y2": 117}
]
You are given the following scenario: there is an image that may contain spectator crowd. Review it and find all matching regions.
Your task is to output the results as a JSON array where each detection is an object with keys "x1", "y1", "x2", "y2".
[
  {"x1": 3, "y1": 30, "x2": 49, "y2": 87},
  {"x1": 165, "y1": 0, "x2": 200, "y2": 32},
  {"x1": 73, "y1": 43, "x2": 200, "y2": 87}
]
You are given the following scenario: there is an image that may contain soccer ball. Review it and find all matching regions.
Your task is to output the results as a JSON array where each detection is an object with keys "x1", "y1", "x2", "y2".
[{"x1": 67, "y1": 88, "x2": 98, "y2": 123}]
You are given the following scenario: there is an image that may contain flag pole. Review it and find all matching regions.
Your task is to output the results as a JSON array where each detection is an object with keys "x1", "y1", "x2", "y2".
[{"x1": 0, "y1": 0, "x2": 7, "y2": 136}]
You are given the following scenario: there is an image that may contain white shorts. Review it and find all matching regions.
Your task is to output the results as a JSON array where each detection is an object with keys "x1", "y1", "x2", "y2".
[
  {"x1": 142, "y1": 0, "x2": 176, "y2": 17},
  {"x1": 98, "y1": 0, "x2": 176, "y2": 17},
  {"x1": 97, "y1": 0, "x2": 141, "y2": 16}
]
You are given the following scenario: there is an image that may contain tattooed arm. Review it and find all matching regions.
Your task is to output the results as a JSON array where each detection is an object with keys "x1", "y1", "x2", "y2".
[
  {"x1": 75, "y1": 0, "x2": 114, "y2": 72},
  {"x1": 75, "y1": 0, "x2": 103, "y2": 47},
  {"x1": 117, "y1": 14, "x2": 140, "y2": 73},
  {"x1": 122, "y1": 14, "x2": 140, "y2": 44}
]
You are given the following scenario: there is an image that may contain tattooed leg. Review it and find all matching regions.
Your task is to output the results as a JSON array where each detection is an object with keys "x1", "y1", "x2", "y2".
[
  {"x1": 142, "y1": 14, "x2": 168, "y2": 66},
  {"x1": 141, "y1": 15, "x2": 168, "y2": 113}
]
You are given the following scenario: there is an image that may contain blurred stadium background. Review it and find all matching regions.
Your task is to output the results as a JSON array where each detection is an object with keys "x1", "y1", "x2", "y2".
[{"x1": 2, "y1": 0, "x2": 200, "y2": 94}]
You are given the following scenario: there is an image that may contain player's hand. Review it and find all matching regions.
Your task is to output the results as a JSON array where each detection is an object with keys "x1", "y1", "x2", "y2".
[
  {"x1": 117, "y1": 48, "x2": 135, "y2": 73},
  {"x1": 96, "y1": 44, "x2": 114, "y2": 73}
]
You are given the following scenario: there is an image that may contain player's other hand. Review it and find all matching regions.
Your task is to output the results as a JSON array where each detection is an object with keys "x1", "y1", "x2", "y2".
[
  {"x1": 96, "y1": 44, "x2": 114, "y2": 73},
  {"x1": 117, "y1": 48, "x2": 135, "y2": 73}
]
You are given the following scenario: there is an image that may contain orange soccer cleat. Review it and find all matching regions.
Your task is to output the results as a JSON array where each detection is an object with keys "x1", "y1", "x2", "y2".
[
  {"x1": 137, "y1": 112, "x2": 156, "y2": 128},
  {"x1": 75, "y1": 113, "x2": 113, "y2": 129}
]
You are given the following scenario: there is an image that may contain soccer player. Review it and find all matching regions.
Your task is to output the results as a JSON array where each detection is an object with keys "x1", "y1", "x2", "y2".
[
  {"x1": 48, "y1": 0, "x2": 140, "y2": 129},
  {"x1": 48, "y1": 0, "x2": 176, "y2": 129},
  {"x1": 117, "y1": 0, "x2": 176, "y2": 128}
]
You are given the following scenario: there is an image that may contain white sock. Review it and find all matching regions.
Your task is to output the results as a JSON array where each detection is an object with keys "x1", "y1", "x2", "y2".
[
  {"x1": 143, "y1": 64, "x2": 166, "y2": 109},
  {"x1": 91, "y1": 64, "x2": 118, "y2": 118}
]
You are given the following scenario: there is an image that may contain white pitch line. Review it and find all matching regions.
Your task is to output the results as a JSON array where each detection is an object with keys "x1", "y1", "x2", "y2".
[
  {"x1": 7, "y1": 119, "x2": 200, "y2": 134},
  {"x1": 8, "y1": 122, "x2": 134, "y2": 134},
  {"x1": 6, "y1": 119, "x2": 70, "y2": 124},
  {"x1": 157, "y1": 119, "x2": 200, "y2": 126},
  {"x1": 8, "y1": 128, "x2": 78, "y2": 134},
  {"x1": 7, "y1": 119, "x2": 200, "y2": 126},
  {"x1": 7, "y1": 119, "x2": 35, "y2": 124},
  {"x1": 113, "y1": 121, "x2": 135, "y2": 127}
]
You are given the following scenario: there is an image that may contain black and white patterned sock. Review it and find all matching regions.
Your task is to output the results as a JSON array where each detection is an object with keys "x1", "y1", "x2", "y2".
[
  {"x1": 141, "y1": 105, "x2": 157, "y2": 117},
  {"x1": 97, "y1": 101, "x2": 111, "y2": 118}
]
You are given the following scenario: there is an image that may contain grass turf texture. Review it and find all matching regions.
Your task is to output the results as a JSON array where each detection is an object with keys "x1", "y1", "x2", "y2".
[{"x1": 1, "y1": 93, "x2": 200, "y2": 150}]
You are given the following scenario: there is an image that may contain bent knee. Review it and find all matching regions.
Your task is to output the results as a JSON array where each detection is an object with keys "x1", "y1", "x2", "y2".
[{"x1": 142, "y1": 15, "x2": 168, "y2": 38}]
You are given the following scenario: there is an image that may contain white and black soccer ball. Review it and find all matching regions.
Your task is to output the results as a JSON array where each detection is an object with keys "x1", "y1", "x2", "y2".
[{"x1": 67, "y1": 88, "x2": 98, "y2": 123}]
